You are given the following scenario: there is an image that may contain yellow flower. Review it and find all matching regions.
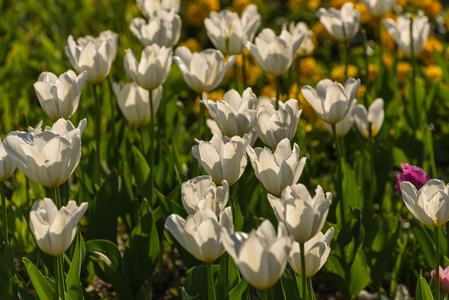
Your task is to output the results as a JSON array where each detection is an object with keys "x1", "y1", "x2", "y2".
[
  {"x1": 288, "y1": 0, "x2": 321, "y2": 11},
  {"x1": 417, "y1": 36, "x2": 444, "y2": 64},
  {"x1": 205, "y1": 89, "x2": 225, "y2": 101},
  {"x1": 356, "y1": 84, "x2": 366, "y2": 99},
  {"x1": 330, "y1": 65, "x2": 358, "y2": 83},
  {"x1": 328, "y1": 0, "x2": 356, "y2": 9},
  {"x1": 368, "y1": 64, "x2": 379, "y2": 83},
  {"x1": 382, "y1": 54, "x2": 393, "y2": 68},
  {"x1": 423, "y1": 65, "x2": 443, "y2": 82},
  {"x1": 425, "y1": 1, "x2": 442, "y2": 19},
  {"x1": 232, "y1": 0, "x2": 261, "y2": 14},
  {"x1": 396, "y1": 62, "x2": 412, "y2": 83},
  {"x1": 184, "y1": 0, "x2": 220, "y2": 27},
  {"x1": 181, "y1": 38, "x2": 202, "y2": 53},
  {"x1": 225, "y1": 51, "x2": 262, "y2": 86},
  {"x1": 299, "y1": 57, "x2": 323, "y2": 84}
]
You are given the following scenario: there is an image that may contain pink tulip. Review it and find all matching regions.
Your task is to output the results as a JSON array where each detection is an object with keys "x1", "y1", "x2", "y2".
[
  {"x1": 395, "y1": 163, "x2": 430, "y2": 194},
  {"x1": 431, "y1": 266, "x2": 449, "y2": 294}
]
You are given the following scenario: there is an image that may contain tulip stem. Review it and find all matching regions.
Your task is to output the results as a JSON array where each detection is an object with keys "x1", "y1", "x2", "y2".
[
  {"x1": 409, "y1": 17, "x2": 420, "y2": 129},
  {"x1": 93, "y1": 83, "x2": 101, "y2": 185},
  {"x1": 54, "y1": 254, "x2": 66, "y2": 300},
  {"x1": 149, "y1": 90, "x2": 155, "y2": 207},
  {"x1": 435, "y1": 227, "x2": 440, "y2": 300},
  {"x1": 300, "y1": 243, "x2": 307, "y2": 300},
  {"x1": 206, "y1": 262, "x2": 216, "y2": 300},
  {"x1": 52, "y1": 186, "x2": 62, "y2": 209},
  {"x1": 296, "y1": 57, "x2": 301, "y2": 100},
  {"x1": 260, "y1": 289, "x2": 268, "y2": 300},
  {"x1": 362, "y1": 29, "x2": 370, "y2": 106},
  {"x1": 242, "y1": 52, "x2": 247, "y2": 87},
  {"x1": 332, "y1": 125, "x2": 346, "y2": 225},
  {"x1": 233, "y1": 63, "x2": 239, "y2": 93},
  {"x1": 344, "y1": 42, "x2": 349, "y2": 82},
  {"x1": 1, "y1": 181, "x2": 10, "y2": 269},
  {"x1": 275, "y1": 76, "x2": 281, "y2": 110}
]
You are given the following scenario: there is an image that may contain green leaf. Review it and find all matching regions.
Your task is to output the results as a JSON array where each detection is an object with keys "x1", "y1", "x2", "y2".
[
  {"x1": 227, "y1": 278, "x2": 249, "y2": 300},
  {"x1": 348, "y1": 250, "x2": 370, "y2": 297},
  {"x1": 215, "y1": 253, "x2": 240, "y2": 300},
  {"x1": 85, "y1": 240, "x2": 121, "y2": 270},
  {"x1": 66, "y1": 231, "x2": 84, "y2": 300},
  {"x1": 131, "y1": 145, "x2": 152, "y2": 199},
  {"x1": 121, "y1": 209, "x2": 160, "y2": 297},
  {"x1": 412, "y1": 221, "x2": 435, "y2": 269},
  {"x1": 0, "y1": 275, "x2": 19, "y2": 300},
  {"x1": 280, "y1": 269, "x2": 299, "y2": 300},
  {"x1": 416, "y1": 270, "x2": 434, "y2": 300},
  {"x1": 22, "y1": 258, "x2": 54, "y2": 299},
  {"x1": 343, "y1": 164, "x2": 364, "y2": 211}
]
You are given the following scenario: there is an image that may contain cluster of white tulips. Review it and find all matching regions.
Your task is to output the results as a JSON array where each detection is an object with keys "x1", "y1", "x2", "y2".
[{"x1": 2, "y1": 0, "x2": 445, "y2": 298}]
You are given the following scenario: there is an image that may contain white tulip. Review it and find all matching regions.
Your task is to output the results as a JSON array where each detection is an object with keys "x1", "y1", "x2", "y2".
[
  {"x1": 130, "y1": 10, "x2": 181, "y2": 48},
  {"x1": 181, "y1": 175, "x2": 229, "y2": 216},
  {"x1": 316, "y1": 3, "x2": 361, "y2": 42},
  {"x1": 323, "y1": 100, "x2": 356, "y2": 137},
  {"x1": 165, "y1": 207, "x2": 233, "y2": 262},
  {"x1": 246, "y1": 99, "x2": 301, "y2": 148},
  {"x1": 353, "y1": 98, "x2": 384, "y2": 138},
  {"x1": 29, "y1": 198, "x2": 88, "y2": 256},
  {"x1": 4, "y1": 119, "x2": 87, "y2": 188},
  {"x1": 247, "y1": 138, "x2": 307, "y2": 197},
  {"x1": 268, "y1": 184, "x2": 332, "y2": 244},
  {"x1": 124, "y1": 45, "x2": 173, "y2": 91},
  {"x1": 282, "y1": 21, "x2": 315, "y2": 56},
  {"x1": 136, "y1": 0, "x2": 180, "y2": 19},
  {"x1": 192, "y1": 134, "x2": 250, "y2": 186},
  {"x1": 34, "y1": 70, "x2": 87, "y2": 121},
  {"x1": 289, "y1": 227, "x2": 334, "y2": 278},
  {"x1": 202, "y1": 88, "x2": 256, "y2": 138},
  {"x1": 173, "y1": 47, "x2": 237, "y2": 93},
  {"x1": 245, "y1": 28, "x2": 304, "y2": 76},
  {"x1": 113, "y1": 82, "x2": 162, "y2": 127},
  {"x1": 65, "y1": 30, "x2": 118, "y2": 84},
  {"x1": 302, "y1": 78, "x2": 360, "y2": 125},
  {"x1": 361, "y1": 0, "x2": 396, "y2": 17},
  {"x1": 204, "y1": 5, "x2": 261, "y2": 55},
  {"x1": 400, "y1": 179, "x2": 449, "y2": 228},
  {"x1": 383, "y1": 11, "x2": 429, "y2": 57},
  {"x1": 221, "y1": 220, "x2": 293, "y2": 290},
  {"x1": 0, "y1": 138, "x2": 16, "y2": 182}
]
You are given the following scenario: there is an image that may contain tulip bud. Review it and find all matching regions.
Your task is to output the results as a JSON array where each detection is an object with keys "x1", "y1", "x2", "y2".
[
  {"x1": 316, "y1": 3, "x2": 361, "y2": 42},
  {"x1": 395, "y1": 163, "x2": 430, "y2": 194},
  {"x1": 0, "y1": 138, "x2": 16, "y2": 182},
  {"x1": 29, "y1": 198, "x2": 88, "y2": 256},
  {"x1": 360, "y1": 0, "x2": 396, "y2": 17},
  {"x1": 353, "y1": 98, "x2": 385, "y2": 139},
  {"x1": 431, "y1": 266, "x2": 449, "y2": 295}
]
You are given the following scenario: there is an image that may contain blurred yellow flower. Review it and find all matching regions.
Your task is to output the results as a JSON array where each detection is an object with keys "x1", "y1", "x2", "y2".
[
  {"x1": 425, "y1": 1, "x2": 442, "y2": 19},
  {"x1": 181, "y1": 38, "x2": 202, "y2": 53},
  {"x1": 396, "y1": 0, "x2": 407, "y2": 7},
  {"x1": 381, "y1": 27, "x2": 396, "y2": 52},
  {"x1": 232, "y1": 0, "x2": 261, "y2": 14},
  {"x1": 409, "y1": 0, "x2": 433, "y2": 9},
  {"x1": 356, "y1": 84, "x2": 366, "y2": 99},
  {"x1": 225, "y1": 50, "x2": 263, "y2": 86},
  {"x1": 288, "y1": 0, "x2": 321, "y2": 11},
  {"x1": 396, "y1": 62, "x2": 412, "y2": 83},
  {"x1": 329, "y1": 0, "x2": 356, "y2": 9},
  {"x1": 312, "y1": 22, "x2": 330, "y2": 40},
  {"x1": 184, "y1": 0, "x2": 220, "y2": 27},
  {"x1": 205, "y1": 89, "x2": 225, "y2": 101},
  {"x1": 423, "y1": 65, "x2": 443, "y2": 82},
  {"x1": 330, "y1": 65, "x2": 358, "y2": 82},
  {"x1": 368, "y1": 64, "x2": 380, "y2": 83},
  {"x1": 357, "y1": 3, "x2": 378, "y2": 29},
  {"x1": 382, "y1": 54, "x2": 393, "y2": 68},
  {"x1": 299, "y1": 57, "x2": 323, "y2": 84},
  {"x1": 417, "y1": 36, "x2": 443, "y2": 64}
]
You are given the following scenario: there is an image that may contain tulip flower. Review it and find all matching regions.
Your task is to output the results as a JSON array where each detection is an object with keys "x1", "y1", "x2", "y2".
[
  {"x1": 400, "y1": 179, "x2": 449, "y2": 228},
  {"x1": 221, "y1": 220, "x2": 293, "y2": 290},
  {"x1": 113, "y1": 82, "x2": 162, "y2": 127},
  {"x1": 301, "y1": 78, "x2": 360, "y2": 125},
  {"x1": 130, "y1": 10, "x2": 182, "y2": 48},
  {"x1": 29, "y1": 198, "x2": 88, "y2": 256},
  {"x1": 268, "y1": 184, "x2": 332, "y2": 244},
  {"x1": 173, "y1": 47, "x2": 237, "y2": 93},
  {"x1": 281, "y1": 21, "x2": 315, "y2": 57},
  {"x1": 289, "y1": 227, "x2": 334, "y2": 278},
  {"x1": 34, "y1": 70, "x2": 87, "y2": 121},
  {"x1": 244, "y1": 28, "x2": 304, "y2": 76},
  {"x1": 192, "y1": 134, "x2": 250, "y2": 186},
  {"x1": 360, "y1": 0, "x2": 396, "y2": 17},
  {"x1": 431, "y1": 266, "x2": 449, "y2": 295},
  {"x1": 204, "y1": 5, "x2": 261, "y2": 55},
  {"x1": 181, "y1": 176, "x2": 229, "y2": 216},
  {"x1": 353, "y1": 98, "x2": 384, "y2": 139},
  {"x1": 246, "y1": 99, "x2": 302, "y2": 148},
  {"x1": 247, "y1": 138, "x2": 307, "y2": 197},
  {"x1": 137, "y1": 0, "x2": 180, "y2": 19},
  {"x1": 323, "y1": 102, "x2": 355, "y2": 137},
  {"x1": 316, "y1": 3, "x2": 361, "y2": 42},
  {"x1": 165, "y1": 207, "x2": 233, "y2": 263},
  {"x1": 395, "y1": 163, "x2": 430, "y2": 195},
  {"x1": 0, "y1": 138, "x2": 16, "y2": 182},
  {"x1": 383, "y1": 11, "x2": 429, "y2": 57},
  {"x1": 202, "y1": 88, "x2": 256, "y2": 138},
  {"x1": 124, "y1": 45, "x2": 173, "y2": 91},
  {"x1": 65, "y1": 30, "x2": 118, "y2": 84},
  {"x1": 4, "y1": 118, "x2": 87, "y2": 189}
]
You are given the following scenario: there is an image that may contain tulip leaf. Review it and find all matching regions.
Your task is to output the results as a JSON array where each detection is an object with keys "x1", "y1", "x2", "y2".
[
  {"x1": 433, "y1": 49, "x2": 449, "y2": 85},
  {"x1": 85, "y1": 240, "x2": 121, "y2": 270},
  {"x1": 279, "y1": 268, "x2": 299, "y2": 300},
  {"x1": 0, "y1": 275, "x2": 19, "y2": 300},
  {"x1": 227, "y1": 278, "x2": 249, "y2": 300},
  {"x1": 85, "y1": 170, "x2": 120, "y2": 242},
  {"x1": 411, "y1": 221, "x2": 435, "y2": 269},
  {"x1": 66, "y1": 231, "x2": 84, "y2": 300},
  {"x1": 415, "y1": 270, "x2": 434, "y2": 300},
  {"x1": 348, "y1": 250, "x2": 370, "y2": 297},
  {"x1": 22, "y1": 257, "x2": 54, "y2": 299},
  {"x1": 0, "y1": 253, "x2": 12, "y2": 290},
  {"x1": 131, "y1": 145, "x2": 152, "y2": 199},
  {"x1": 215, "y1": 253, "x2": 240, "y2": 300},
  {"x1": 183, "y1": 265, "x2": 218, "y2": 300},
  {"x1": 342, "y1": 163, "x2": 364, "y2": 211},
  {"x1": 121, "y1": 209, "x2": 160, "y2": 297}
]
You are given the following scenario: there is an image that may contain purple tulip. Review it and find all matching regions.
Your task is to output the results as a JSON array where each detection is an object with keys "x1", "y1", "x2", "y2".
[
  {"x1": 431, "y1": 266, "x2": 449, "y2": 294},
  {"x1": 395, "y1": 163, "x2": 430, "y2": 194}
]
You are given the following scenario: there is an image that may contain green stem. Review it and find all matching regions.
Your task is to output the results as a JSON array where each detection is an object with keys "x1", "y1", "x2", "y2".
[
  {"x1": 222, "y1": 253, "x2": 229, "y2": 296},
  {"x1": 93, "y1": 83, "x2": 101, "y2": 184},
  {"x1": 332, "y1": 125, "x2": 346, "y2": 225},
  {"x1": 426, "y1": 124, "x2": 437, "y2": 178},
  {"x1": 296, "y1": 57, "x2": 302, "y2": 100},
  {"x1": 300, "y1": 243, "x2": 307, "y2": 300},
  {"x1": 260, "y1": 289, "x2": 269, "y2": 300},
  {"x1": 54, "y1": 254, "x2": 66, "y2": 300},
  {"x1": 234, "y1": 62, "x2": 239, "y2": 92},
  {"x1": 206, "y1": 262, "x2": 216, "y2": 300},
  {"x1": 369, "y1": 137, "x2": 376, "y2": 214},
  {"x1": 362, "y1": 29, "x2": 370, "y2": 106},
  {"x1": 377, "y1": 17, "x2": 383, "y2": 58},
  {"x1": 149, "y1": 90, "x2": 155, "y2": 206},
  {"x1": 344, "y1": 42, "x2": 349, "y2": 82},
  {"x1": 409, "y1": 17, "x2": 419, "y2": 129},
  {"x1": 307, "y1": 278, "x2": 314, "y2": 299},
  {"x1": 52, "y1": 186, "x2": 61, "y2": 209},
  {"x1": 107, "y1": 77, "x2": 116, "y2": 159},
  {"x1": 435, "y1": 227, "x2": 440, "y2": 300},
  {"x1": 242, "y1": 52, "x2": 247, "y2": 87},
  {"x1": 275, "y1": 76, "x2": 281, "y2": 110},
  {"x1": 1, "y1": 182, "x2": 9, "y2": 268}
]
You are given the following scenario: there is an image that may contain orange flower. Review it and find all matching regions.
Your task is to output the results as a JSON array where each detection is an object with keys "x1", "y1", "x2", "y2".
[
  {"x1": 330, "y1": 65, "x2": 358, "y2": 83},
  {"x1": 288, "y1": 0, "x2": 321, "y2": 11},
  {"x1": 423, "y1": 65, "x2": 443, "y2": 82},
  {"x1": 417, "y1": 36, "x2": 443, "y2": 64},
  {"x1": 184, "y1": 0, "x2": 220, "y2": 27},
  {"x1": 181, "y1": 38, "x2": 203, "y2": 53},
  {"x1": 396, "y1": 62, "x2": 412, "y2": 83}
]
